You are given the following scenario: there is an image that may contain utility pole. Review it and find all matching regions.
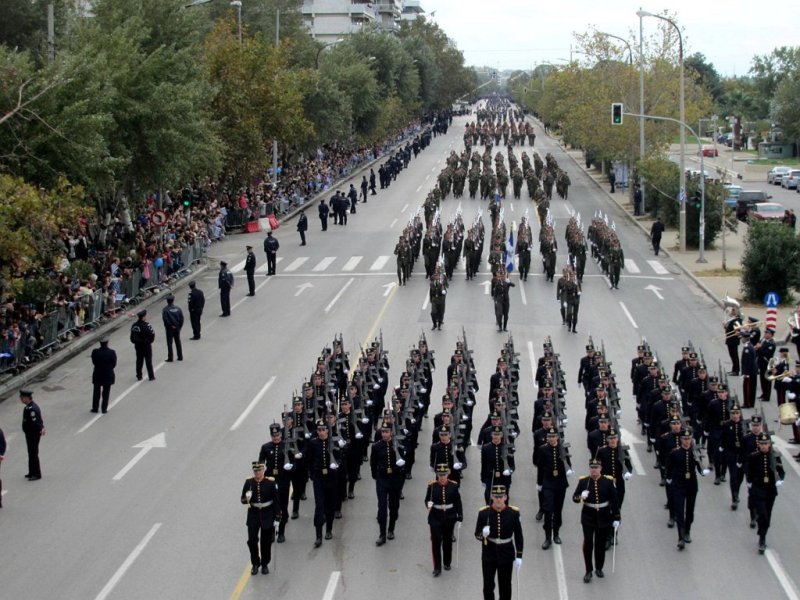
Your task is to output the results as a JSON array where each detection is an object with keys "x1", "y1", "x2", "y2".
[{"x1": 272, "y1": 9, "x2": 280, "y2": 192}]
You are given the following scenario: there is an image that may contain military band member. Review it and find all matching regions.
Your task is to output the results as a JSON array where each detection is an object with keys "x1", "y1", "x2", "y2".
[
  {"x1": 536, "y1": 428, "x2": 572, "y2": 549},
  {"x1": 756, "y1": 328, "x2": 776, "y2": 402},
  {"x1": 771, "y1": 347, "x2": 791, "y2": 405},
  {"x1": 741, "y1": 331, "x2": 758, "y2": 408},
  {"x1": 258, "y1": 424, "x2": 292, "y2": 543},
  {"x1": 724, "y1": 307, "x2": 743, "y2": 375},
  {"x1": 745, "y1": 433, "x2": 785, "y2": 553},
  {"x1": 572, "y1": 459, "x2": 620, "y2": 583},
  {"x1": 425, "y1": 464, "x2": 464, "y2": 576},
  {"x1": 240, "y1": 462, "x2": 281, "y2": 575},
  {"x1": 371, "y1": 420, "x2": 406, "y2": 546},
  {"x1": 721, "y1": 405, "x2": 746, "y2": 510},
  {"x1": 475, "y1": 484, "x2": 523, "y2": 600},
  {"x1": 665, "y1": 429, "x2": 710, "y2": 549}
]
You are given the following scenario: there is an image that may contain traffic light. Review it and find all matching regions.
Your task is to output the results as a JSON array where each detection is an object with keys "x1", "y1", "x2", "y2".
[
  {"x1": 491, "y1": 71, "x2": 496, "y2": 80},
  {"x1": 611, "y1": 103, "x2": 623, "y2": 125}
]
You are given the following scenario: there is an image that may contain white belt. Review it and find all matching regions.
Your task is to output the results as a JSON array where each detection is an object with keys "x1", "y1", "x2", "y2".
[
  {"x1": 584, "y1": 501, "x2": 609, "y2": 509},
  {"x1": 488, "y1": 537, "x2": 513, "y2": 544},
  {"x1": 251, "y1": 501, "x2": 273, "y2": 509},
  {"x1": 433, "y1": 503, "x2": 454, "y2": 509}
]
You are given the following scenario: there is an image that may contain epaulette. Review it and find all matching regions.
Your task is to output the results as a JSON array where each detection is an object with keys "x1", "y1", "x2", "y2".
[
  {"x1": 245, "y1": 476, "x2": 254, "y2": 481},
  {"x1": 604, "y1": 475, "x2": 615, "y2": 482},
  {"x1": 448, "y1": 479, "x2": 459, "y2": 486},
  {"x1": 479, "y1": 505, "x2": 490, "y2": 511},
  {"x1": 428, "y1": 480, "x2": 436, "y2": 485},
  {"x1": 509, "y1": 505, "x2": 520, "y2": 512},
  {"x1": 579, "y1": 475, "x2": 589, "y2": 480},
  {"x1": 265, "y1": 476, "x2": 275, "y2": 482}
]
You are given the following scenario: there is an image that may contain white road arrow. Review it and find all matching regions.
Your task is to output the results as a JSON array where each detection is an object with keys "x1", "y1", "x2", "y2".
[
  {"x1": 295, "y1": 283, "x2": 314, "y2": 297},
  {"x1": 644, "y1": 284, "x2": 664, "y2": 300},
  {"x1": 383, "y1": 282, "x2": 396, "y2": 297},
  {"x1": 481, "y1": 280, "x2": 492, "y2": 295},
  {"x1": 113, "y1": 433, "x2": 167, "y2": 481}
]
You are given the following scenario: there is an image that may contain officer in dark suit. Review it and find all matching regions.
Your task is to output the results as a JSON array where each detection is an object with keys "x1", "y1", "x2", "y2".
[
  {"x1": 741, "y1": 331, "x2": 758, "y2": 408},
  {"x1": 475, "y1": 484, "x2": 523, "y2": 600},
  {"x1": 20, "y1": 389, "x2": 45, "y2": 480},
  {"x1": 572, "y1": 458, "x2": 620, "y2": 583},
  {"x1": 187, "y1": 280, "x2": 205, "y2": 340},
  {"x1": 259, "y1": 424, "x2": 293, "y2": 543},
  {"x1": 481, "y1": 426, "x2": 515, "y2": 505},
  {"x1": 0, "y1": 425, "x2": 6, "y2": 505},
  {"x1": 162, "y1": 294, "x2": 184, "y2": 362},
  {"x1": 536, "y1": 429, "x2": 572, "y2": 549},
  {"x1": 745, "y1": 433, "x2": 785, "y2": 553},
  {"x1": 245, "y1": 245, "x2": 257, "y2": 296},
  {"x1": 129, "y1": 310, "x2": 155, "y2": 381},
  {"x1": 429, "y1": 271, "x2": 447, "y2": 331},
  {"x1": 218, "y1": 261, "x2": 234, "y2": 316},
  {"x1": 425, "y1": 464, "x2": 463, "y2": 576},
  {"x1": 755, "y1": 327, "x2": 776, "y2": 401},
  {"x1": 263, "y1": 232, "x2": 279, "y2": 275},
  {"x1": 297, "y1": 210, "x2": 308, "y2": 246},
  {"x1": 371, "y1": 420, "x2": 406, "y2": 546},
  {"x1": 240, "y1": 461, "x2": 281, "y2": 575},
  {"x1": 91, "y1": 335, "x2": 117, "y2": 413}
]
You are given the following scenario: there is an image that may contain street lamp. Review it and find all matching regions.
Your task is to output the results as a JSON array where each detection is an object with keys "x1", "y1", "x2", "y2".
[
  {"x1": 315, "y1": 38, "x2": 344, "y2": 69},
  {"x1": 185, "y1": 0, "x2": 242, "y2": 45},
  {"x1": 598, "y1": 31, "x2": 633, "y2": 65},
  {"x1": 638, "y1": 9, "x2": 686, "y2": 251}
]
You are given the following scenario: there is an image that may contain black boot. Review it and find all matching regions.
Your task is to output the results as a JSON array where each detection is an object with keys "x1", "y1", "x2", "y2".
[
  {"x1": 677, "y1": 527, "x2": 685, "y2": 550},
  {"x1": 758, "y1": 535, "x2": 766, "y2": 554},
  {"x1": 314, "y1": 526, "x2": 323, "y2": 548}
]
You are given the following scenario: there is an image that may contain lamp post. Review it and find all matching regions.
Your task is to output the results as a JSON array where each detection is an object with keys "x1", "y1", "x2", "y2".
[
  {"x1": 637, "y1": 9, "x2": 685, "y2": 251},
  {"x1": 315, "y1": 38, "x2": 344, "y2": 69},
  {"x1": 185, "y1": 0, "x2": 242, "y2": 45},
  {"x1": 636, "y1": 10, "x2": 646, "y2": 214},
  {"x1": 598, "y1": 31, "x2": 633, "y2": 65}
]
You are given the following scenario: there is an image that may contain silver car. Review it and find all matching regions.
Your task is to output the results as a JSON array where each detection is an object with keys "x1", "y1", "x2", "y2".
[
  {"x1": 782, "y1": 170, "x2": 800, "y2": 189},
  {"x1": 767, "y1": 166, "x2": 792, "y2": 184}
]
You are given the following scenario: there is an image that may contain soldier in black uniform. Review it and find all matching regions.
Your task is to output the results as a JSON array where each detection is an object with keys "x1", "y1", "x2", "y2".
[
  {"x1": 394, "y1": 236, "x2": 410, "y2": 286},
  {"x1": 430, "y1": 426, "x2": 466, "y2": 485},
  {"x1": 187, "y1": 280, "x2": 205, "y2": 340},
  {"x1": 721, "y1": 405, "x2": 746, "y2": 509},
  {"x1": 532, "y1": 412, "x2": 555, "y2": 520},
  {"x1": 724, "y1": 308, "x2": 742, "y2": 375},
  {"x1": 20, "y1": 389, "x2": 45, "y2": 480},
  {"x1": 218, "y1": 260, "x2": 234, "y2": 316},
  {"x1": 596, "y1": 429, "x2": 633, "y2": 507},
  {"x1": 240, "y1": 461, "x2": 281, "y2": 575},
  {"x1": 130, "y1": 309, "x2": 155, "y2": 381},
  {"x1": 572, "y1": 458, "x2": 621, "y2": 583},
  {"x1": 481, "y1": 426, "x2": 515, "y2": 505},
  {"x1": 258, "y1": 424, "x2": 292, "y2": 543},
  {"x1": 491, "y1": 268, "x2": 515, "y2": 332},
  {"x1": 162, "y1": 294, "x2": 184, "y2": 362},
  {"x1": 429, "y1": 271, "x2": 447, "y2": 331},
  {"x1": 288, "y1": 397, "x2": 310, "y2": 518},
  {"x1": 425, "y1": 464, "x2": 464, "y2": 576},
  {"x1": 745, "y1": 433, "x2": 785, "y2": 553},
  {"x1": 741, "y1": 331, "x2": 758, "y2": 408},
  {"x1": 536, "y1": 429, "x2": 572, "y2": 549},
  {"x1": 371, "y1": 420, "x2": 406, "y2": 546},
  {"x1": 755, "y1": 327, "x2": 776, "y2": 402},
  {"x1": 91, "y1": 335, "x2": 117, "y2": 413},
  {"x1": 308, "y1": 419, "x2": 341, "y2": 547},
  {"x1": 665, "y1": 429, "x2": 709, "y2": 549},
  {"x1": 475, "y1": 484, "x2": 523, "y2": 600},
  {"x1": 245, "y1": 245, "x2": 257, "y2": 295}
]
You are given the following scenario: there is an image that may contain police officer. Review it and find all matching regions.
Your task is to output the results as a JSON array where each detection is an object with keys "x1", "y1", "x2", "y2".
[
  {"x1": 259, "y1": 424, "x2": 293, "y2": 543},
  {"x1": 665, "y1": 429, "x2": 710, "y2": 549},
  {"x1": 425, "y1": 464, "x2": 463, "y2": 576},
  {"x1": 20, "y1": 389, "x2": 45, "y2": 480},
  {"x1": 130, "y1": 309, "x2": 155, "y2": 381},
  {"x1": 371, "y1": 420, "x2": 406, "y2": 546},
  {"x1": 536, "y1": 428, "x2": 572, "y2": 548},
  {"x1": 91, "y1": 335, "x2": 117, "y2": 413},
  {"x1": 263, "y1": 231, "x2": 280, "y2": 276},
  {"x1": 429, "y1": 271, "x2": 447, "y2": 331},
  {"x1": 475, "y1": 484, "x2": 523, "y2": 600},
  {"x1": 187, "y1": 280, "x2": 205, "y2": 340},
  {"x1": 746, "y1": 433, "x2": 785, "y2": 553},
  {"x1": 162, "y1": 294, "x2": 184, "y2": 362},
  {"x1": 572, "y1": 458, "x2": 620, "y2": 583},
  {"x1": 297, "y1": 209, "x2": 308, "y2": 246},
  {"x1": 218, "y1": 261, "x2": 234, "y2": 316},
  {"x1": 245, "y1": 245, "x2": 257, "y2": 296},
  {"x1": 240, "y1": 461, "x2": 281, "y2": 575}
]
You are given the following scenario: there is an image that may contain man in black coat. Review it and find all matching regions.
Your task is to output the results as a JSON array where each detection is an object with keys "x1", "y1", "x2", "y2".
[
  {"x1": 20, "y1": 389, "x2": 45, "y2": 480},
  {"x1": 263, "y1": 232, "x2": 279, "y2": 276},
  {"x1": 91, "y1": 335, "x2": 117, "y2": 413},
  {"x1": 297, "y1": 210, "x2": 308, "y2": 246},
  {"x1": 318, "y1": 199, "x2": 329, "y2": 231},
  {"x1": 244, "y1": 245, "x2": 257, "y2": 296},
  {"x1": 187, "y1": 280, "x2": 205, "y2": 340},
  {"x1": 218, "y1": 261, "x2": 234, "y2": 317},
  {"x1": 162, "y1": 294, "x2": 184, "y2": 362},
  {"x1": 130, "y1": 309, "x2": 156, "y2": 380},
  {"x1": 650, "y1": 217, "x2": 665, "y2": 256}
]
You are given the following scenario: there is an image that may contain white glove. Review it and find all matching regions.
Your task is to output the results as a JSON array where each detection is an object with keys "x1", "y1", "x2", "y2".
[
  {"x1": 511, "y1": 431, "x2": 518, "y2": 438},
  {"x1": 747, "y1": 482, "x2": 752, "y2": 489},
  {"x1": 612, "y1": 520, "x2": 620, "y2": 530},
  {"x1": 623, "y1": 472, "x2": 632, "y2": 481},
  {"x1": 482, "y1": 526, "x2": 491, "y2": 537},
  {"x1": 378, "y1": 378, "x2": 384, "y2": 383},
  {"x1": 373, "y1": 384, "x2": 380, "y2": 390},
  {"x1": 442, "y1": 290, "x2": 446, "y2": 295},
  {"x1": 355, "y1": 432, "x2": 364, "y2": 439},
  {"x1": 420, "y1": 388, "x2": 427, "y2": 394},
  {"x1": 736, "y1": 463, "x2": 742, "y2": 469},
  {"x1": 562, "y1": 418, "x2": 569, "y2": 425},
  {"x1": 580, "y1": 490, "x2": 590, "y2": 499},
  {"x1": 403, "y1": 428, "x2": 410, "y2": 435},
  {"x1": 666, "y1": 479, "x2": 672, "y2": 485},
  {"x1": 618, "y1": 409, "x2": 623, "y2": 416},
  {"x1": 304, "y1": 433, "x2": 312, "y2": 439},
  {"x1": 273, "y1": 520, "x2": 280, "y2": 529},
  {"x1": 427, "y1": 501, "x2": 434, "y2": 509},
  {"x1": 503, "y1": 469, "x2": 511, "y2": 476},
  {"x1": 782, "y1": 377, "x2": 792, "y2": 383},
  {"x1": 566, "y1": 469, "x2": 574, "y2": 477},
  {"x1": 396, "y1": 458, "x2": 406, "y2": 467},
  {"x1": 562, "y1": 302, "x2": 567, "y2": 308},
  {"x1": 283, "y1": 462, "x2": 293, "y2": 471},
  {"x1": 466, "y1": 400, "x2": 474, "y2": 406},
  {"x1": 795, "y1": 418, "x2": 800, "y2": 428},
  {"x1": 776, "y1": 480, "x2": 784, "y2": 487},
  {"x1": 330, "y1": 461, "x2": 339, "y2": 470},
  {"x1": 411, "y1": 418, "x2": 417, "y2": 424},
  {"x1": 361, "y1": 417, "x2": 370, "y2": 424},
  {"x1": 718, "y1": 447, "x2": 724, "y2": 453},
  {"x1": 338, "y1": 439, "x2": 346, "y2": 448},
  {"x1": 294, "y1": 452, "x2": 303, "y2": 459},
  {"x1": 462, "y1": 415, "x2": 469, "y2": 422},
  {"x1": 701, "y1": 468, "x2": 711, "y2": 477},
  {"x1": 344, "y1": 369, "x2": 349, "y2": 375},
  {"x1": 366, "y1": 400, "x2": 374, "y2": 406},
  {"x1": 536, "y1": 485, "x2": 543, "y2": 492},
  {"x1": 789, "y1": 392, "x2": 796, "y2": 400},
  {"x1": 453, "y1": 462, "x2": 463, "y2": 470},
  {"x1": 514, "y1": 557, "x2": 522, "y2": 569},
  {"x1": 245, "y1": 490, "x2": 253, "y2": 500}
]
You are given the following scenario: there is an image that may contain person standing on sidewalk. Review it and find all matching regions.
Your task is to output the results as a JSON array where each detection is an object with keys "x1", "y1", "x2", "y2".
[
  {"x1": 650, "y1": 218, "x2": 665, "y2": 256},
  {"x1": 91, "y1": 335, "x2": 117, "y2": 413},
  {"x1": 724, "y1": 307, "x2": 742, "y2": 375},
  {"x1": 608, "y1": 170, "x2": 616, "y2": 193},
  {"x1": 297, "y1": 210, "x2": 308, "y2": 246}
]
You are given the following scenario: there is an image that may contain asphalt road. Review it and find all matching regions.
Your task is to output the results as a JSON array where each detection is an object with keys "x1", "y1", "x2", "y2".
[{"x1": 2, "y1": 109, "x2": 800, "y2": 600}]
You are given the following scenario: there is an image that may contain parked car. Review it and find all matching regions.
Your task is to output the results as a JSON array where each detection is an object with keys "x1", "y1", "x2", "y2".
[
  {"x1": 735, "y1": 190, "x2": 773, "y2": 221},
  {"x1": 767, "y1": 166, "x2": 792, "y2": 184},
  {"x1": 700, "y1": 144, "x2": 718, "y2": 157},
  {"x1": 747, "y1": 202, "x2": 786, "y2": 222},
  {"x1": 781, "y1": 169, "x2": 800, "y2": 189},
  {"x1": 723, "y1": 184, "x2": 743, "y2": 207}
]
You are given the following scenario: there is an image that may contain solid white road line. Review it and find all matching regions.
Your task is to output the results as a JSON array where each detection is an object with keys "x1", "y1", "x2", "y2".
[
  {"x1": 230, "y1": 259, "x2": 247, "y2": 273},
  {"x1": 519, "y1": 282, "x2": 527, "y2": 306},
  {"x1": 284, "y1": 257, "x2": 308, "y2": 272},
  {"x1": 422, "y1": 290, "x2": 430, "y2": 311},
  {"x1": 647, "y1": 260, "x2": 669, "y2": 275},
  {"x1": 620, "y1": 428, "x2": 647, "y2": 475},
  {"x1": 313, "y1": 257, "x2": 336, "y2": 271},
  {"x1": 619, "y1": 302, "x2": 639, "y2": 329},
  {"x1": 390, "y1": 219, "x2": 397, "y2": 228},
  {"x1": 94, "y1": 523, "x2": 162, "y2": 600},
  {"x1": 322, "y1": 571, "x2": 341, "y2": 600},
  {"x1": 401, "y1": 204, "x2": 409, "y2": 213},
  {"x1": 342, "y1": 256, "x2": 362, "y2": 271},
  {"x1": 230, "y1": 376, "x2": 276, "y2": 431},
  {"x1": 370, "y1": 256, "x2": 390, "y2": 270},
  {"x1": 527, "y1": 341, "x2": 537, "y2": 388},
  {"x1": 324, "y1": 278, "x2": 354, "y2": 314},
  {"x1": 553, "y1": 544, "x2": 569, "y2": 600},
  {"x1": 624, "y1": 259, "x2": 641, "y2": 274},
  {"x1": 765, "y1": 549, "x2": 800, "y2": 600}
]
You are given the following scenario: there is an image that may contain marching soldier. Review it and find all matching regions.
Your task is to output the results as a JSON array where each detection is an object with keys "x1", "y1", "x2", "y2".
[
  {"x1": 258, "y1": 424, "x2": 293, "y2": 543},
  {"x1": 371, "y1": 420, "x2": 406, "y2": 546},
  {"x1": 724, "y1": 307, "x2": 742, "y2": 375},
  {"x1": 288, "y1": 397, "x2": 310, "y2": 519},
  {"x1": 20, "y1": 389, "x2": 45, "y2": 481},
  {"x1": 431, "y1": 426, "x2": 466, "y2": 484},
  {"x1": 491, "y1": 268, "x2": 515, "y2": 332},
  {"x1": 425, "y1": 464, "x2": 464, "y2": 576},
  {"x1": 187, "y1": 280, "x2": 205, "y2": 340},
  {"x1": 429, "y1": 271, "x2": 447, "y2": 331},
  {"x1": 572, "y1": 458, "x2": 620, "y2": 583},
  {"x1": 721, "y1": 405, "x2": 746, "y2": 510},
  {"x1": 745, "y1": 433, "x2": 785, "y2": 553},
  {"x1": 481, "y1": 426, "x2": 515, "y2": 505},
  {"x1": 756, "y1": 328, "x2": 776, "y2": 402},
  {"x1": 240, "y1": 461, "x2": 281, "y2": 575},
  {"x1": 596, "y1": 429, "x2": 633, "y2": 507},
  {"x1": 607, "y1": 239, "x2": 624, "y2": 289},
  {"x1": 536, "y1": 429, "x2": 572, "y2": 549},
  {"x1": 245, "y1": 245, "x2": 257, "y2": 296},
  {"x1": 665, "y1": 429, "x2": 710, "y2": 550},
  {"x1": 475, "y1": 484, "x2": 523, "y2": 600},
  {"x1": 129, "y1": 309, "x2": 155, "y2": 381},
  {"x1": 741, "y1": 330, "x2": 758, "y2": 408},
  {"x1": 308, "y1": 419, "x2": 341, "y2": 547},
  {"x1": 218, "y1": 260, "x2": 234, "y2": 317},
  {"x1": 394, "y1": 236, "x2": 410, "y2": 286}
]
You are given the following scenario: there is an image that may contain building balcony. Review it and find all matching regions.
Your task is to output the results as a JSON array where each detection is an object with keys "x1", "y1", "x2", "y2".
[
  {"x1": 402, "y1": 0, "x2": 424, "y2": 14},
  {"x1": 376, "y1": 1, "x2": 401, "y2": 17}
]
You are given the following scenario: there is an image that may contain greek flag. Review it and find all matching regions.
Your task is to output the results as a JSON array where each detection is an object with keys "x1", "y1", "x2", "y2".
[
  {"x1": 679, "y1": 187, "x2": 687, "y2": 203},
  {"x1": 505, "y1": 229, "x2": 515, "y2": 272}
]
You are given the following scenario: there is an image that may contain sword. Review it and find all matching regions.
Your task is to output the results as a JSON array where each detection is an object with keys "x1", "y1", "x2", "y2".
[
  {"x1": 612, "y1": 526, "x2": 617, "y2": 573},
  {"x1": 456, "y1": 521, "x2": 461, "y2": 568}
]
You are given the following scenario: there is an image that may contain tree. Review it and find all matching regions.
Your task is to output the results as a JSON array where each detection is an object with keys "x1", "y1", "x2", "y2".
[
  {"x1": 772, "y1": 70, "x2": 800, "y2": 140},
  {"x1": 741, "y1": 221, "x2": 800, "y2": 303},
  {"x1": 685, "y1": 52, "x2": 723, "y2": 104}
]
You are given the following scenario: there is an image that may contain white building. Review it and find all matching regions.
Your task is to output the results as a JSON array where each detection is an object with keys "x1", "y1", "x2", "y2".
[{"x1": 302, "y1": 0, "x2": 424, "y2": 42}]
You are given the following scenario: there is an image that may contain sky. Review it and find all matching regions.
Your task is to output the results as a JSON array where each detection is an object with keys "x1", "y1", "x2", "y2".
[{"x1": 426, "y1": 0, "x2": 800, "y2": 77}]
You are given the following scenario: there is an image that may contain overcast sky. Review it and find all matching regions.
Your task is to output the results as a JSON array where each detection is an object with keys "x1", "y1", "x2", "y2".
[{"x1": 427, "y1": 0, "x2": 799, "y2": 77}]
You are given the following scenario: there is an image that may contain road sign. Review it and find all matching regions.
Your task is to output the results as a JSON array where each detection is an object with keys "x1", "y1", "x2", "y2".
[
  {"x1": 764, "y1": 292, "x2": 780, "y2": 308},
  {"x1": 150, "y1": 210, "x2": 167, "y2": 227}
]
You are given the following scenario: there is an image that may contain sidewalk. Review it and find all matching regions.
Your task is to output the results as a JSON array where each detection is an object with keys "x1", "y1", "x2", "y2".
[{"x1": 561, "y1": 145, "x2": 797, "y2": 337}]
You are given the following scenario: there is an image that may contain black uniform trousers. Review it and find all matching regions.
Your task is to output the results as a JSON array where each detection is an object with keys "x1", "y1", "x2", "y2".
[
  {"x1": 312, "y1": 474, "x2": 337, "y2": 532},
  {"x1": 582, "y1": 524, "x2": 609, "y2": 572},
  {"x1": 25, "y1": 431, "x2": 42, "y2": 478},
  {"x1": 482, "y1": 559, "x2": 513, "y2": 600},
  {"x1": 290, "y1": 462, "x2": 308, "y2": 513},
  {"x1": 541, "y1": 484, "x2": 566, "y2": 537},
  {"x1": 276, "y1": 475, "x2": 291, "y2": 535},
  {"x1": 727, "y1": 456, "x2": 743, "y2": 500},
  {"x1": 92, "y1": 383, "x2": 112, "y2": 413},
  {"x1": 429, "y1": 518, "x2": 456, "y2": 570},
  {"x1": 494, "y1": 298, "x2": 509, "y2": 330},
  {"x1": 165, "y1": 328, "x2": 182, "y2": 361},
  {"x1": 668, "y1": 482, "x2": 697, "y2": 531},
  {"x1": 266, "y1": 254, "x2": 276, "y2": 275},
  {"x1": 743, "y1": 375, "x2": 757, "y2": 408},
  {"x1": 246, "y1": 270, "x2": 256, "y2": 295},
  {"x1": 726, "y1": 341, "x2": 740, "y2": 373},
  {"x1": 220, "y1": 288, "x2": 231, "y2": 315},
  {"x1": 134, "y1": 343, "x2": 155, "y2": 380},
  {"x1": 189, "y1": 310, "x2": 202, "y2": 338},
  {"x1": 247, "y1": 520, "x2": 274, "y2": 567},
  {"x1": 751, "y1": 489, "x2": 777, "y2": 538},
  {"x1": 376, "y1": 476, "x2": 402, "y2": 535}
]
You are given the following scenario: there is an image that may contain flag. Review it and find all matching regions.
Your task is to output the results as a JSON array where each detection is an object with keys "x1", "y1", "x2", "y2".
[
  {"x1": 505, "y1": 228, "x2": 515, "y2": 272},
  {"x1": 679, "y1": 187, "x2": 687, "y2": 204}
]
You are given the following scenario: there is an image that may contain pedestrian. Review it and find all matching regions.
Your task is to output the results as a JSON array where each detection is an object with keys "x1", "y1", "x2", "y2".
[
  {"x1": 297, "y1": 210, "x2": 308, "y2": 246},
  {"x1": 429, "y1": 271, "x2": 447, "y2": 331},
  {"x1": 240, "y1": 461, "x2": 281, "y2": 575},
  {"x1": 162, "y1": 294, "x2": 184, "y2": 362},
  {"x1": 263, "y1": 232, "x2": 279, "y2": 276},
  {"x1": 348, "y1": 184, "x2": 358, "y2": 214},
  {"x1": 130, "y1": 309, "x2": 156, "y2": 381},
  {"x1": 608, "y1": 170, "x2": 616, "y2": 193},
  {"x1": 369, "y1": 168, "x2": 377, "y2": 195},
  {"x1": 633, "y1": 185, "x2": 642, "y2": 216},
  {"x1": 425, "y1": 464, "x2": 463, "y2": 577},
  {"x1": 475, "y1": 484, "x2": 523, "y2": 600},
  {"x1": 0, "y1": 424, "x2": 6, "y2": 506},
  {"x1": 318, "y1": 199, "x2": 329, "y2": 231},
  {"x1": 371, "y1": 420, "x2": 406, "y2": 546},
  {"x1": 187, "y1": 280, "x2": 205, "y2": 340},
  {"x1": 245, "y1": 245, "x2": 256, "y2": 296},
  {"x1": 20, "y1": 389, "x2": 45, "y2": 481},
  {"x1": 746, "y1": 432, "x2": 785, "y2": 554},
  {"x1": 572, "y1": 458, "x2": 620, "y2": 583},
  {"x1": 218, "y1": 260, "x2": 234, "y2": 316},
  {"x1": 91, "y1": 335, "x2": 117, "y2": 413},
  {"x1": 650, "y1": 217, "x2": 665, "y2": 256}
]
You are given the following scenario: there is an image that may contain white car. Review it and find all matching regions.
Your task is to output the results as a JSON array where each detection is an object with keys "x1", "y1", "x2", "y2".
[
  {"x1": 781, "y1": 169, "x2": 800, "y2": 189},
  {"x1": 767, "y1": 166, "x2": 792, "y2": 185}
]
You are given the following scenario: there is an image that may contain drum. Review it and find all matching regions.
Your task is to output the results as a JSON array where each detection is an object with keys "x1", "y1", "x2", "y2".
[{"x1": 779, "y1": 402, "x2": 798, "y2": 425}]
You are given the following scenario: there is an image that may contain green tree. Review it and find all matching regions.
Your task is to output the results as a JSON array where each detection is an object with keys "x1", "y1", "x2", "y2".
[
  {"x1": 741, "y1": 221, "x2": 800, "y2": 303},
  {"x1": 685, "y1": 52, "x2": 724, "y2": 104},
  {"x1": 772, "y1": 70, "x2": 800, "y2": 140}
]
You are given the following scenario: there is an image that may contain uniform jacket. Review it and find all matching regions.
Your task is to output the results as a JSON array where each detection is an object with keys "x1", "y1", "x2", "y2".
[
  {"x1": 240, "y1": 476, "x2": 280, "y2": 526},
  {"x1": 91, "y1": 346, "x2": 117, "y2": 386},
  {"x1": 572, "y1": 474, "x2": 620, "y2": 527}
]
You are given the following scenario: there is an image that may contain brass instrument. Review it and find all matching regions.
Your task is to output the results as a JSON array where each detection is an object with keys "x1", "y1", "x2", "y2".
[{"x1": 713, "y1": 319, "x2": 764, "y2": 342}]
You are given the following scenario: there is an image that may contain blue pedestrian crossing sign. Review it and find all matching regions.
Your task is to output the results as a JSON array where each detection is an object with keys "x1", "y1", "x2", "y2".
[{"x1": 764, "y1": 292, "x2": 780, "y2": 307}]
